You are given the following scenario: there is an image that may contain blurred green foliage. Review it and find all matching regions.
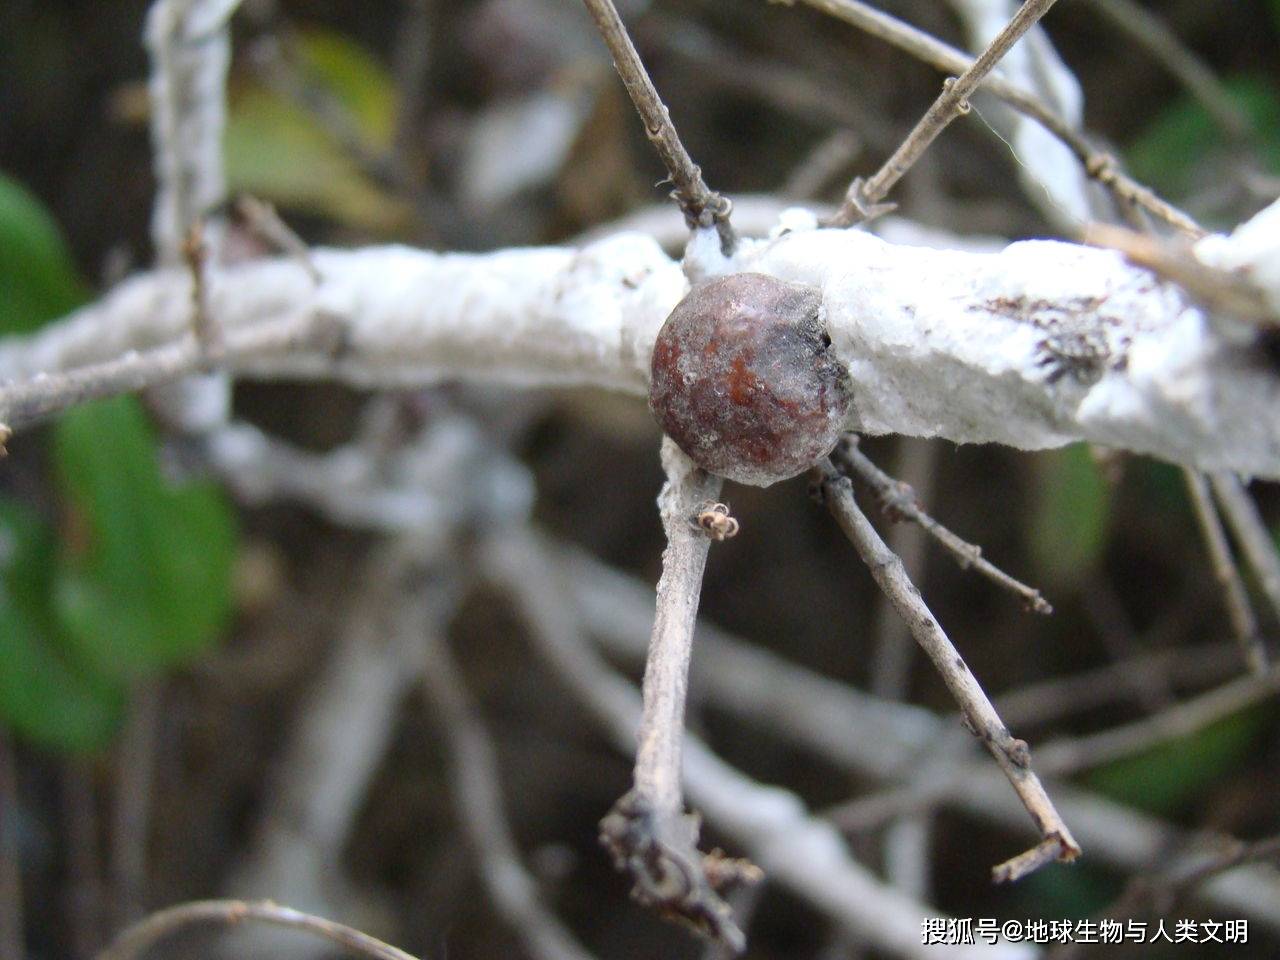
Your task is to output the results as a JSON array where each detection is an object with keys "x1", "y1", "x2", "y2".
[
  {"x1": 224, "y1": 28, "x2": 408, "y2": 233},
  {"x1": 0, "y1": 172, "x2": 237, "y2": 753},
  {"x1": 0, "y1": 174, "x2": 87, "y2": 333},
  {"x1": 1127, "y1": 74, "x2": 1280, "y2": 198},
  {"x1": 1085, "y1": 704, "x2": 1271, "y2": 817},
  {"x1": 1029, "y1": 444, "x2": 1111, "y2": 585}
]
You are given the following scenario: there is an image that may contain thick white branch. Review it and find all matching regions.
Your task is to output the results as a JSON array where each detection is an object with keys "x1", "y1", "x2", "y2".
[{"x1": 2, "y1": 208, "x2": 1277, "y2": 476}]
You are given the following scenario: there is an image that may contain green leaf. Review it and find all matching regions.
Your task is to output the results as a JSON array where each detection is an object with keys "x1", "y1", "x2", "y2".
[
  {"x1": 0, "y1": 171, "x2": 86, "y2": 333},
  {"x1": 0, "y1": 499, "x2": 125, "y2": 752},
  {"x1": 52, "y1": 396, "x2": 237, "y2": 679},
  {"x1": 224, "y1": 29, "x2": 407, "y2": 232},
  {"x1": 1028, "y1": 444, "x2": 1111, "y2": 585},
  {"x1": 1127, "y1": 74, "x2": 1280, "y2": 198},
  {"x1": 294, "y1": 29, "x2": 396, "y2": 149},
  {"x1": 1084, "y1": 705, "x2": 1269, "y2": 816}
]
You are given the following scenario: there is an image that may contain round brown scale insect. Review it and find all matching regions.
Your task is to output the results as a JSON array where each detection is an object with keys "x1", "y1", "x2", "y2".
[{"x1": 649, "y1": 273, "x2": 853, "y2": 487}]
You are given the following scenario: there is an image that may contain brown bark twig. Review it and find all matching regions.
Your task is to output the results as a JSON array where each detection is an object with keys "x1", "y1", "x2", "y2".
[
  {"x1": 815, "y1": 459, "x2": 1079, "y2": 881},
  {"x1": 794, "y1": 0, "x2": 1203, "y2": 235},
  {"x1": 94, "y1": 900, "x2": 419, "y2": 960},
  {"x1": 828, "y1": 0, "x2": 1062, "y2": 226},
  {"x1": 558, "y1": 543, "x2": 1280, "y2": 928},
  {"x1": 180, "y1": 221, "x2": 222, "y2": 362},
  {"x1": 488, "y1": 531, "x2": 1020, "y2": 960},
  {"x1": 832, "y1": 437, "x2": 1052, "y2": 615},
  {"x1": 234, "y1": 197, "x2": 322, "y2": 283},
  {"x1": 579, "y1": 0, "x2": 736, "y2": 252}
]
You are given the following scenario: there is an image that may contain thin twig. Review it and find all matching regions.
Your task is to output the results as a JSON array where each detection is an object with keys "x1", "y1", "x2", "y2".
[
  {"x1": 110, "y1": 687, "x2": 161, "y2": 929},
  {"x1": 94, "y1": 900, "x2": 420, "y2": 960},
  {"x1": 832, "y1": 437, "x2": 1052, "y2": 615},
  {"x1": 815, "y1": 459, "x2": 1079, "y2": 881},
  {"x1": 829, "y1": 0, "x2": 1062, "y2": 225},
  {"x1": 63, "y1": 761, "x2": 105, "y2": 960},
  {"x1": 1212, "y1": 473, "x2": 1280, "y2": 635},
  {"x1": 180, "y1": 221, "x2": 221, "y2": 362},
  {"x1": 598, "y1": 439, "x2": 749, "y2": 950},
  {"x1": 234, "y1": 197, "x2": 321, "y2": 283},
  {"x1": 995, "y1": 639, "x2": 1234, "y2": 732},
  {"x1": 1083, "y1": 223, "x2": 1275, "y2": 327},
  {"x1": 579, "y1": 0, "x2": 736, "y2": 251},
  {"x1": 795, "y1": 0, "x2": 1203, "y2": 235},
  {"x1": 1085, "y1": 0, "x2": 1252, "y2": 142},
  {"x1": 419, "y1": 629, "x2": 599, "y2": 960},
  {"x1": 1078, "y1": 573, "x2": 1177, "y2": 715},
  {"x1": 0, "y1": 310, "x2": 334, "y2": 433},
  {"x1": 867, "y1": 439, "x2": 937, "y2": 698},
  {"x1": 1183, "y1": 469, "x2": 1266, "y2": 674},
  {"x1": 1034, "y1": 666, "x2": 1280, "y2": 776},
  {"x1": 488, "y1": 532, "x2": 1028, "y2": 960},
  {"x1": 558, "y1": 544, "x2": 1280, "y2": 929},
  {"x1": 0, "y1": 735, "x2": 24, "y2": 960}
]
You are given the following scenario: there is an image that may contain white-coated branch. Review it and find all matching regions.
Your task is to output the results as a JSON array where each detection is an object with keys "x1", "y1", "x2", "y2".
[
  {"x1": 2, "y1": 202, "x2": 1278, "y2": 475},
  {"x1": 145, "y1": 0, "x2": 239, "y2": 261}
]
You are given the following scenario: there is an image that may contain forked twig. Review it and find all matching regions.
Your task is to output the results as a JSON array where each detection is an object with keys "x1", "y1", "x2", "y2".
[
  {"x1": 815, "y1": 459, "x2": 1080, "y2": 882},
  {"x1": 598, "y1": 439, "x2": 750, "y2": 950},
  {"x1": 95, "y1": 900, "x2": 419, "y2": 960},
  {"x1": 580, "y1": 0, "x2": 736, "y2": 252},
  {"x1": 796, "y1": 0, "x2": 1203, "y2": 235},
  {"x1": 1184, "y1": 469, "x2": 1266, "y2": 674},
  {"x1": 832, "y1": 437, "x2": 1052, "y2": 615},
  {"x1": 828, "y1": 0, "x2": 1062, "y2": 225}
]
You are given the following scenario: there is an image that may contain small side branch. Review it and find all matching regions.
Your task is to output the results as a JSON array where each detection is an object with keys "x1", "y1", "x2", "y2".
[
  {"x1": 94, "y1": 900, "x2": 419, "y2": 960},
  {"x1": 832, "y1": 436, "x2": 1052, "y2": 614},
  {"x1": 580, "y1": 0, "x2": 735, "y2": 251},
  {"x1": 599, "y1": 439, "x2": 753, "y2": 951},
  {"x1": 829, "y1": 0, "x2": 1062, "y2": 225},
  {"x1": 816, "y1": 460, "x2": 1079, "y2": 881},
  {"x1": 799, "y1": 0, "x2": 1201, "y2": 234}
]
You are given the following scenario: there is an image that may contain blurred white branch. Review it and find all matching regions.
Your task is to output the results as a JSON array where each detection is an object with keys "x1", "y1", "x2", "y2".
[
  {"x1": 486, "y1": 531, "x2": 1037, "y2": 960},
  {"x1": 2, "y1": 202, "x2": 1279, "y2": 475}
]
